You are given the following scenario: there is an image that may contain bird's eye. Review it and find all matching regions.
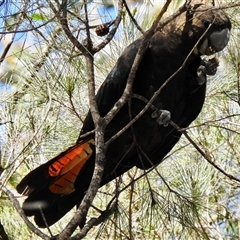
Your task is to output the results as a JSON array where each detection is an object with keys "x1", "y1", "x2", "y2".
[
  {"x1": 217, "y1": 27, "x2": 223, "y2": 31},
  {"x1": 202, "y1": 19, "x2": 212, "y2": 28}
]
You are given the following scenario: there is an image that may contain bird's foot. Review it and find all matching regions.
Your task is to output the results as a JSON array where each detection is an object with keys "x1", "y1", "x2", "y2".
[
  {"x1": 151, "y1": 109, "x2": 171, "y2": 127},
  {"x1": 202, "y1": 56, "x2": 219, "y2": 76},
  {"x1": 196, "y1": 57, "x2": 219, "y2": 86}
]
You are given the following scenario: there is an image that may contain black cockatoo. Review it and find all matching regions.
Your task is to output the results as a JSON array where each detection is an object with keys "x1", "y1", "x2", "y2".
[{"x1": 17, "y1": 3, "x2": 231, "y2": 228}]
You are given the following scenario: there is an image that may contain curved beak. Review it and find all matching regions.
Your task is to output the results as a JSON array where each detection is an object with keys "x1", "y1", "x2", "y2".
[
  {"x1": 210, "y1": 28, "x2": 230, "y2": 52},
  {"x1": 199, "y1": 28, "x2": 230, "y2": 55}
]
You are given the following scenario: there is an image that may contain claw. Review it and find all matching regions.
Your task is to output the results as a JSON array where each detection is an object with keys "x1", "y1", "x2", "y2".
[
  {"x1": 196, "y1": 65, "x2": 206, "y2": 85},
  {"x1": 202, "y1": 57, "x2": 219, "y2": 76},
  {"x1": 152, "y1": 109, "x2": 171, "y2": 127},
  {"x1": 206, "y1": 57, "x2": 219, "y2": 76}
]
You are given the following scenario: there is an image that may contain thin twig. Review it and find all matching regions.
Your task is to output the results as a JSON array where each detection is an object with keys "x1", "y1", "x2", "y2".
[
  {"x1": 170, "y1": 121, "x2": 240, "y2": 184},
  {"x1": 122, "y1": 0, "x2": 144, "y2": 34},
  {"x1": 92, "y1": 1, "x2": 123, "y2": 53},
  {"x1": 0, "y1": 37, "x2": 14, "y2": 65},
  {"x1": 2, "y1": 186, "x2": 50, "y2": 240},
  {"x1": 69, "y1": 200, "x2": 118, "y2": 239},
  {"x1": 47, "y1": 0, "x2": 89, "y2": 55},
  {"x1": 0, "y1": 16, "x2": 57, "y2": 34}
]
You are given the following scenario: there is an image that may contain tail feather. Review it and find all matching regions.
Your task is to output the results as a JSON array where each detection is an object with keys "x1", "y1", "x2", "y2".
[
  {"x1": 48, "y1": 139, "x2": 94, "y2": 195},
  {"x1": 23, "y1": 189, "x2": 85, "y2": 227},
  {"x1": 49, "y1": 158, "x2": 90, "y2": 195},
  {"x1": 16, "y1": 138, "x2": 95, "y2": 227},
  {"x1": 48, "y1": 139, "x2": 94, "y2": 177}
]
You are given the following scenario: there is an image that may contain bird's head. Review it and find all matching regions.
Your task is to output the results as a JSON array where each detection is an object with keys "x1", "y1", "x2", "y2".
[
  {"x1": 167, "y1": 2, "x2": 231, "y2": 56},
  {"x1": 188, "y1": 3, "x2": 231, "y2": 55}
]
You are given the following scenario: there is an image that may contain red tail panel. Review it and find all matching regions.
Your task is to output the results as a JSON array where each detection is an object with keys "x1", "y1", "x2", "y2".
[
  {"x1": 48, "y1": 139, "x2": 94, "y2": 177},
  {"x1": 48, "y1": 139, "x2": 95, "y2": 195}
]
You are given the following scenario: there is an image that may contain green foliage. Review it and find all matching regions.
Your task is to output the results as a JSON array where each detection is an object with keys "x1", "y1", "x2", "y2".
[{"x1": 30, "y1": 13, "x2": 47, "y2": 21}]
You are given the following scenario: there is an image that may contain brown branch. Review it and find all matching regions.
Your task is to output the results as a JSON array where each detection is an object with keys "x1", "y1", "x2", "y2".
[
  {"x1": 2, "y1": 186, "x2": 51, "y2": 240},
  {"x1": 186, "y1": 114, "x2": 240, "y2": 130},
  {"x1": 0, "y1": 8, "x2": 23, "y2": 65},
  {"x1": 68, "y1": 93, "x2": 85, "y2": 123},
  {"x1": 67, "y1": 9, "x2": 86, "y2": 24},
  {"x1": 170, "y1": 121, "x2": 240, "y2": 184},
  {"x1": 0, "y1": 16, "x2": 57, "y2": 34},
  {"x1": 83, "y1": 0, "x2": 92, "y2": 52},
  {"x1": 133, "y1": 140, "x2": 194, "y2": 204},
  {"x1": 196, "y1": 123, "x2": 240, "y2": 136},
  {"x1": 0, "y1": 38, "x2": 14, "y2": 65},
  {"x1": 51, "y1": 96, "x2": 84, "y2": 123},
  {"x1": 0, "y1": 121, "x2": 13, "y2": 126},
  {"x1": 58, "y1": 51, "x2": 109, "y2": 238},
  {"x1": 58, "y1": 2, "x2": 105, "y2": 238},
  {"x1": 62, "y1": 19, "x2": 118, "y2": 59},
  {"x1": 92, "y1": 1, "x2": 123, "y2": 53},
  {"x1": 122, "y1": 0, "x2": 144, "y2": 34},
  {"x1": 11, "y1": 25, "x2": 61, "y2": 107},
  {"x1": 50, "y1": 0, "x2": 123, "y2": 56},
  {"x1": 55, "y1": 1, "x2": 123, "y2": 237},
  {"x1": 47, "y1": 0, "x2": 89, "y2": 55},
  {"x1": 214, "y1": 2, "x2": 240, "y2": 10},
  {"x1": 105, "y1": 94, "x2": 157, "y2": 147},
  {"x1": 69, "y1": 200, "x2": 118, "y2": 240},
  {"x1": 105, "y1": 11, "x2": 214, "y2": 147},
  {"x1": 104, "y1": 0, "x2": 183, "y2": 126}
]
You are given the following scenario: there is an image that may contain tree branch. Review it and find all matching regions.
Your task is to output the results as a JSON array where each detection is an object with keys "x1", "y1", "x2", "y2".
[
  {"x1": 2, "y1": 186, "x2": 51, "y2": 240},
  {"x1": 69, "y1": 199, "x2": 118, "y2": 239},
  {"x1": 122, "y1": 0, "x2": 144, "y2": 34},
  {"x1": 104, "y1": 0, "x2": 183, "y2": 126},
  {"x1": 170, "y1": 121, "x2": 240, "y2": 184},
  {"x1": 58, "y1": 1, "x2": 107, "y2": 237},
  {"x1": 92, "y1": 1, "x2": 123, "y2": 53}
]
